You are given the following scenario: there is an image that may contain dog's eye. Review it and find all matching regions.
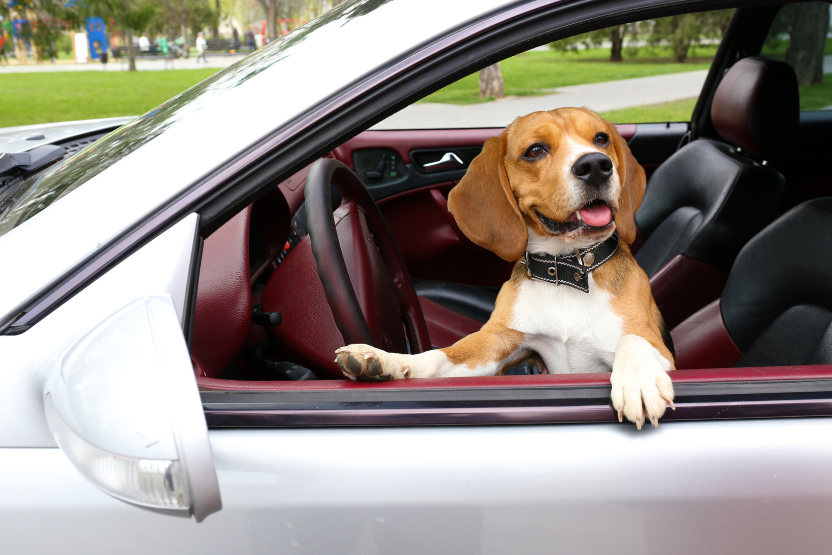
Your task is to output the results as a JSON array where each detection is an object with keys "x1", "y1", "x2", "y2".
[
  {"x1": 594, "y1": 133, "x2": 609, "y2": 147},
  {"x1": 523, "y1": 144, "x2": 547, "y2": 160}
]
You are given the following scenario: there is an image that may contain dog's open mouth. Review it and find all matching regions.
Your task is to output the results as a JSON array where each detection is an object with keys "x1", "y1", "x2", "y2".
[{"x1": 536, "y1": 200, "x2": 614, "y2": 235}]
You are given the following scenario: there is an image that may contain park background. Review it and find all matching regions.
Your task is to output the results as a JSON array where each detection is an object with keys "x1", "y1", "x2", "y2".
[{"x1": 1, "y1": 1, "x2": 831, "y2": 128}]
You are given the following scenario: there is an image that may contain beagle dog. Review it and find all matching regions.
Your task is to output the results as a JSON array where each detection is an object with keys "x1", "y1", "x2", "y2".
[{"x1": 336, "y1": 107, "x2": 675, "y2": 429}]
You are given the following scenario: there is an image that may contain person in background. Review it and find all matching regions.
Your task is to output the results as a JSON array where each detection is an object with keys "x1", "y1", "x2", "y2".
[
  {"x1": 172, "y1": 35, "x2": 187, "y2": 58},
  {"x1": 138, "y1": 33, "x2": 150, "y2": 52},
  {"x1": 156, "y1": 33, "x2": 169, "y2": 57},
  {"x1": 99, "y1": 41, "x2": 108, "y2": 68},
  {"x1": 245, "y1": 27, "x2": 255, "y2": 51},
  {"x1": 0, "y1": 25, "x2": 7, "y2": 65},
  {"x1": 111, "y1": 34, "x2": 121, "y2": 60},
  {"x1": 92, "y1": 40, "x2": 107, "y2": 69},
  {"x1": 195, "y1": 31, "x2": 207, "y2": 63},
  {"x1": 232, "y1": 27, "x2": 239, "y2": 50}
]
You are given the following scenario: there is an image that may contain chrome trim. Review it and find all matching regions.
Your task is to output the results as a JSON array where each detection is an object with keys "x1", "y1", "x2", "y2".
[{"x1": 423, "y1": 152, "x2": 464, "y2": 167}]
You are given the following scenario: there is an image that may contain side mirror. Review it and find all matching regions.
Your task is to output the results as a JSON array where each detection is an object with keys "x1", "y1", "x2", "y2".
[{"x1": 43, "y1": 295, "x2": 221, "y2": 521}]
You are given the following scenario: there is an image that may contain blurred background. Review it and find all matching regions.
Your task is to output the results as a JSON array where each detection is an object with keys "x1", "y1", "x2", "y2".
[{"x1": 1, "y1": 1, "x2": 830, "y2": 128}]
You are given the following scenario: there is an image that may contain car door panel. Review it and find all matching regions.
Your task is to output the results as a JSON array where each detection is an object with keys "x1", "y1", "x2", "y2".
[
  {"x1": 5, "y1": 420, "x2": 831, "y2": 553},
  {"x1": 331, "y1": 124, "x2": 676, "y2": 286}
]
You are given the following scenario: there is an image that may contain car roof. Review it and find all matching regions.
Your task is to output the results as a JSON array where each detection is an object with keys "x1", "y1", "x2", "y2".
[{"x1": 0, "y1": 0, "x2": 514, "y2": 324}]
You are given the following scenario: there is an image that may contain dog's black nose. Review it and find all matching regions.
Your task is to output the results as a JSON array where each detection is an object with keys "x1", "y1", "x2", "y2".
[{"x1": 572, "y1": 153, "x2": 613, "y2": 186}]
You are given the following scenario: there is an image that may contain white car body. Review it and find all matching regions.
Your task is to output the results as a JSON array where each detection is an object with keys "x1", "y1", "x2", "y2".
[{"x1": 1, "y1": 0, "x2": 832, "y2": 552}]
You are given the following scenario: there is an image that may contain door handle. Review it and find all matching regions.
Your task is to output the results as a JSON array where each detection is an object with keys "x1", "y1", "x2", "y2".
[{"x1": 424, "y1": 152, "x2": 463, "y2": 169}]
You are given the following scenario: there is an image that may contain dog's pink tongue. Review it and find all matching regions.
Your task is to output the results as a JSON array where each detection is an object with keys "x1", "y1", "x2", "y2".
[{"x1": 579, "y1": 203, "x2": 612, "y2": 227}]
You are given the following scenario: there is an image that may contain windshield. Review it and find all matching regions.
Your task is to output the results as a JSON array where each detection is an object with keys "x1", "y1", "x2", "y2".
[{"x1": 0, "y1": 0, "x2": 396, "y2": 239}]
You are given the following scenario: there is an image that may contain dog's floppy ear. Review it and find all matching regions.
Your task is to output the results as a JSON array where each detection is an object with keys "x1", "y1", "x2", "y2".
[
  {"x1": 448, "y1": 133, "x2": 528, "y2": 261},
  {"x1": 611, "y1": 125, "x2": 646, "y2": 245}
]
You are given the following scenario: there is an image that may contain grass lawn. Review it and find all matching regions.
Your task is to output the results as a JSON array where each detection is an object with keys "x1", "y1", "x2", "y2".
[
  {"x1": 798, "y1": 78, "x2": 832, "y2": 111},
  {"x1": 599, "y1": 97, "x2": 698, "y2": 123},
  {"x1": 421, "y1": 45, "x2": 716, "y2": 105},
  {"x1": 0, "y1": 69, "x2": 221, "y2": 127}
]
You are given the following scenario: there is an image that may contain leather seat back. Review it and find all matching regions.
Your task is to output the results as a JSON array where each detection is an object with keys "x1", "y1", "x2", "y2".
[
  {"x1": 722, "y1": 198, "x2": 832, "y2": 367},
  {"x1": 635, "y1": 56, "x2": 798, "y2": 277}
]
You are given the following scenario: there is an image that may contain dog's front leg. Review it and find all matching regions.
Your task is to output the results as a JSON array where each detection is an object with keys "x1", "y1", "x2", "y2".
[
  {"x1": 336, "y1": 324, "x2": 525, "y2": 381},
  {"x1": 610, "y1": 334, "x2": 675, "y2": 429}
]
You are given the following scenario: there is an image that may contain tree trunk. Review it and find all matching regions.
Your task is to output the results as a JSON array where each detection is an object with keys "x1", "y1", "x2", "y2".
[
  {"x1": 213, "y1": 0, "x2": 220, "y2": 39},
  {"x1": 267, "y1": 0, "x2": 277, "y2": 41},
  {"x1": 609, "y1": 26, "x2": 623, "y2": 61},
  {"x1": 674, "y1": 42, "x2": 688, "y2": 63},
  {"x1": 180, "y1": 23, "x2": 189, "y2": 51},
  {"x1": 786, "y1": 1, "x2": 829, "y2": 86},
  {"x1": 126, "y1": 27, "x2": 137, "y2": 72},
  {"x1": 479, "y1": 62, "x2": 504, "y2": 99}
]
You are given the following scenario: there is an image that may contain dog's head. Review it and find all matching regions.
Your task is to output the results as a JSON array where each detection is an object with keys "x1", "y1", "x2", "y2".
[{"x1": 448, "y1": 107, "x2": 646, "y2": 261}]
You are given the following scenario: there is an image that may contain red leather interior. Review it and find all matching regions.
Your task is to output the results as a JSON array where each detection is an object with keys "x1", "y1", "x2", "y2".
[
  {"x1": 333, "y1": 129, "x2": 505, "y2": 167},
  {"x1": 197, "y1": 364, "x2": 832, "y2": 391},
  {"x1": 191, "y1": 206, "x2": 253, "y2": 378},
  {"x1": 333, "y1": 126, "x2": 637, "y2": 168},
  {"x1": 650, "y1": 254, "x2": 729, "y2": 331},
  {"x1": 419, "y1": 295, "x2": 483, "y2": 348},
  {"x1": 378, "y1": 183, "x2": 513, "y2": 286},
  {"x1": 671, "y1": 299, "x2": 743, "y2": 370},
  {"x1": 262, "y1": 235, "x2": 346, "y2": 379}
]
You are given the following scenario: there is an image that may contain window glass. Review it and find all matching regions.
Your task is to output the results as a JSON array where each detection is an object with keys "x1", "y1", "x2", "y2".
[
  {"x1": 374, "y1": 10, "x2": 734, "y2": 129},
  {"x1": 761, "y1": 2, "x2": 832, "y2": 112}
]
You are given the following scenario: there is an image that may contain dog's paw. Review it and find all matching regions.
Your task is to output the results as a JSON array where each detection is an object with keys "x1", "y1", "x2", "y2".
[
  {"x1": 610, "y1": 334, "x2": 675, "y2": 429},
  {"x1": 335, "y1": 344, "x2": 411, "y2": 381}
]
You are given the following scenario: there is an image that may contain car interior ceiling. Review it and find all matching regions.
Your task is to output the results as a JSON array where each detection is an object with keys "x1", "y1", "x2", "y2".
[{"x1": 189, "y1": 2, "x2": 832, "y2": 390}]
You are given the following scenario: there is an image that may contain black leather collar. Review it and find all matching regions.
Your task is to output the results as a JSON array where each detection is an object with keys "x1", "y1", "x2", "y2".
[{"x1": 522, "y1": 232, "x2": 619, "y2": 293}]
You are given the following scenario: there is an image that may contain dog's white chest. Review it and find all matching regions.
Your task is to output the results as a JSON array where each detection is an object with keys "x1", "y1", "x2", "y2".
[{"x1": 510, "y1": 276, "x2": 623, "y2": 373}]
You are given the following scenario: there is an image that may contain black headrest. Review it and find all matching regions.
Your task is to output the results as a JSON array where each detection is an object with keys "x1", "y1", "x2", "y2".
[
  {"x1": 710, "y1": 56, "x2": 799, "y2": 163},
  {"x1": 721, "y1": 198, "x2": 832, "y2": 351}
]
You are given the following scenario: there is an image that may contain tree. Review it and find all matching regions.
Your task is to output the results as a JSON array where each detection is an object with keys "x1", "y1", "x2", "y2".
[
  {"x1": 549, "y1": 24, "x2": 637, "y2": 62},
  {"x1": 785, "y1": 2, "x2": 829, "y2": 86},
  {"x1": 648, "y1": 10, "x2": 733, "y2": 63},
  {"x1": 479, "y1": 62, "x2": 503, "y2": 99},
  {"x1": 93, "y1": 0, "x2": 157, "y2": 71},
  {"x1": 256, "y1": 0, "x2": 277, "y2": 41},
  {"x1": 151, "y1": 0, "x2": 217, "y2": 50}
]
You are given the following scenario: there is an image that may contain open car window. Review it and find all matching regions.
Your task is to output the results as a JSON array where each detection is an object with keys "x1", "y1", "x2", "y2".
[
  {"x1": 761, "y1": 2, "x2": 832, "y2": 112},
  {"x1": 374, "y1": 11, "x2": 734, "y2": 130}
]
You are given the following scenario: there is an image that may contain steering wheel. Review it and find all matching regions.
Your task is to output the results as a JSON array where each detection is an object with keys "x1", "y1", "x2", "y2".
[{"x1": 304, "y1": 158, "x2": 431, "y2": 356}]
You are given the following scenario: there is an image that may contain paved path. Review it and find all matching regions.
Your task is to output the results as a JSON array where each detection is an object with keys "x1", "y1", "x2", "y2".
[
  {"x1": 374, "y1": 70, "x2": 708, "y2": 129},
  {"x1": 0, "y1": 54, "x2": 247, "y2": 73},
  {"x1": 376, "y1": 55, "x2": 832, "y2": 129}
]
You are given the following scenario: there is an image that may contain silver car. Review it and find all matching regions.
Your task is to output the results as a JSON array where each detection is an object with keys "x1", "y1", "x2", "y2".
[{"x1": 2, "y1": 0, "x2": 832, "y2": 553}]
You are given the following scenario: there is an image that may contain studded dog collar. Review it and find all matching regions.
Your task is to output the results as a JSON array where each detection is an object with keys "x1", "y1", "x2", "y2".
[{"x1": 522, "y1": 232, "x2": 619, "y2": 293}]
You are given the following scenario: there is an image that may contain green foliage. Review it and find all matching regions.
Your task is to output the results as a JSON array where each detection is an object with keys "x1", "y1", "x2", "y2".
[
  {"x1": 647, "y1": 10, "x2": 733, "y2": 62},
  {"x1": 0, "y1": 69, "x2": 221, "y2": 127},
  {"x1": 148, "y1": 0, "x2": 218, "y2": 39},
  {"x1": 549, "y1": 29, "x2": 607, "y2": 52}
]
